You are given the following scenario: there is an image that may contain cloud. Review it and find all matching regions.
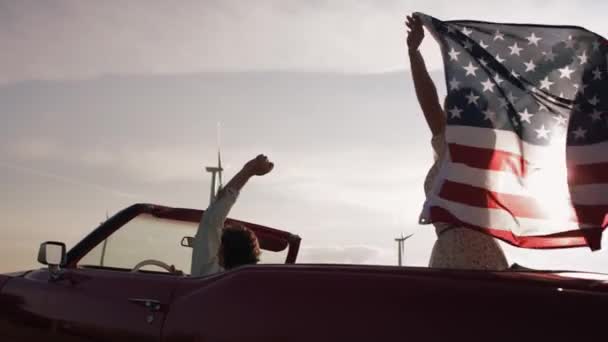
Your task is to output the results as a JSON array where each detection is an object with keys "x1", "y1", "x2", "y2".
[
  {"x1": 4, "y1": 137, "x2": 219, "y2": 183},
  {"x1": 0, "y1": 161, "x2": 139, "y2": 199},
  {"x1": 4, "y1": 138, "x2": 63, "y2": 161},
  {"x1": 0, "y1": 0, "x2": 412, "y2": 82},
  {"x1": 0, "y1": 70, "x2": 436, "y2": 191},
  {"x1": 4, "y1": 135, "x2": 431, "y2": 226},
  {"x1": 2, "y1": 0, "x2": 606, "y2": 83}
]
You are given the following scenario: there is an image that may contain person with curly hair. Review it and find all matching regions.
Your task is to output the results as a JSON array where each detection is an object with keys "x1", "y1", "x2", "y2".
[{"x1": 191, "y1": 154, "x2": 273, "y2": 276}]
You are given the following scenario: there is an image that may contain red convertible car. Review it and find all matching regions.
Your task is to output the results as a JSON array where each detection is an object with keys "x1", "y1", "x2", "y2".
[{"x1": 1, "y1": 203, "x2": 608, "y2": 341}]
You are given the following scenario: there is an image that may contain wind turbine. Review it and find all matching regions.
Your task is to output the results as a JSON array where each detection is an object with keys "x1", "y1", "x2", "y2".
[
  {"x1": 395, "y1": 233, "x2": 414, "y2": 266},
  {"x1": 100, "y1": 210, "x2": 110, "y2": 266},
  {"x1": 205, "y1": 123, "x2": 224, "y2": 205}
]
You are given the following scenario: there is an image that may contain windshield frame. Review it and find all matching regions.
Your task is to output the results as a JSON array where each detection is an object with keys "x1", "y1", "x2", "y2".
[{"x1": 66, "y1": 203, "x2": 301, "y2": 268}]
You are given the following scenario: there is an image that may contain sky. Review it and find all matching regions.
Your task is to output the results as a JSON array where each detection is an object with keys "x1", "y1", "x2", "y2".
[{"x1": 1, "y1": 0, "x2": 608, "y2": 273}]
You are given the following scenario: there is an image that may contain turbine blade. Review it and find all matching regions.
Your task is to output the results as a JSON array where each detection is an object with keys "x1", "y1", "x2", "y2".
[
  {"x1": 217, "y1": 122, "x2": 223, "y2": 188},
  {"x1": 217, "y1": 149, "x2": 223, "y2": 187}
]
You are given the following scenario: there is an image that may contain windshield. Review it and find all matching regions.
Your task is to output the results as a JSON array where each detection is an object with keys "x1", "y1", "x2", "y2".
[{"x1": 78, "y1": 214, "x2": 287, "y2": 275}]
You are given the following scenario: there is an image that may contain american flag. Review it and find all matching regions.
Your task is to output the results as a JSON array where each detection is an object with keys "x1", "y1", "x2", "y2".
[{"x1": 416, "y1": 13, "x2": 608, "y2": 250}]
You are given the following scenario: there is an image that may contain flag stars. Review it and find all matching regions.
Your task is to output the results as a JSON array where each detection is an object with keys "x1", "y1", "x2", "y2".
[
  {"x1": 526, "y1": 32, "x2": 542, "y2": 46},
  {"x1": 539, "y1": 76, "x2": 554, "y2": 90},
  {"x1": 494, "y1": 74, "x2": 504, "y2": 85},
  {"x1": 465, "y1": 91, "x2": 480, "y2": 105},
  {"x1": 535, "y1": 125, "x2": 550, "y2": 140},
  {"x1": 462, "y1": 27, "x2": 473, "y2": 36},
  {"x1": 572, "y1": 127, "x2": 587, "y2": 140},
  {"x1": 449, "y1": 77, "x2": 461, "y2": 91},
  {"x1": 588, "y1": 95, "x2": 600, "y2": 106},
  {"x1": 577, "y1": 50, "x2": 588, "y2": 65},
  {"x1": 494, "y1": 30, "x2": 505, "y2": 41},
  {"x1": 558, "y1": 65, "x2": 575, "y2": 79},
  {"x1": 449, "y1": 106, "x2": 463, "y2": 119},
  {"x1": 524, "y1": 60, "x2": 536, "y2": 72},
  {"x1": 483, "y1": 109, "x2": 497, "y2": 121},
  {"x1": 518, "y1": 108, "x2": 534, "y2": 124},
  {"x1": 481, "y1": 78, "x2": 495, "y2": 93},
  {"x1": 509, "y1": 42, "x2": 523, "y2": 56},
  {"x1": 590, "y1": 109, "x2": 603, "y2": 122},
  {"x1": 420, "y1": 23, "x2": 608, "y2": 148},
  {"x1": 448, "y1": 48, "x2": 461, "y2": 61},
  {"x1": 463, "y1": 62, "x2": 479, "y2": 77},
  {"x1": 498, "y1": 98, "x2": 509, "y2": 109},
  {"x1": 553, "y1": 115, "x2": 567, "y2": 126},
  {"x1": 483, "y1": 108, "x2": 496, "y2": 122},
  {"x1": 574, "y1": 82, "x2": 588, "y2": 94}
]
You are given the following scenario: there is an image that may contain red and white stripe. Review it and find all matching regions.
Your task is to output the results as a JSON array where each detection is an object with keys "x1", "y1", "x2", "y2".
[{"x1": 421, "y1": 126, "x2": 608, "y2": 249}]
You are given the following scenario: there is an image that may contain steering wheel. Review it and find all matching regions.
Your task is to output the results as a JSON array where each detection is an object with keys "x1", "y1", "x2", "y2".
[{"x1": 131, "y1": 259, "x2": 183, "y2": 275}]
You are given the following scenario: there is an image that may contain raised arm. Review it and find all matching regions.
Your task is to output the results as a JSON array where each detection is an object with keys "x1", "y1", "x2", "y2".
[
  {"x1": 203, "y1": 154, "x2": 274, "y2": 231},
  {"x1": 217, "y1": 154, "x2": 274, "y2": 200},
  {"x1": 406, "y1": 14, "x2": 445, "y2": 136},
  {"x1": 191, "y1": 154, "x2": 274, "y2": 276}
]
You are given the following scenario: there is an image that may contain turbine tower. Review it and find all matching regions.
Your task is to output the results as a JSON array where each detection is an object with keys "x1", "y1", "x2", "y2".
[
  {"x1": 100, "y1": 211, "x2": 110, "y2": 267},
  {"x1": 395, "y1": 233, "x2": 414, "y2": 266},
  {"x1": 205, "y1": 123, "x2": 223, "y2": 205}
]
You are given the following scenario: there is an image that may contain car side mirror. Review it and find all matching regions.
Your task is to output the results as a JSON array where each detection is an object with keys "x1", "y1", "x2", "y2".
[
  {"x1": 38, "y1": 241, "x2": 66, "y2": 267},
  {"x1": 181, "y1": 236, "x2": 194, "y2": 248}
]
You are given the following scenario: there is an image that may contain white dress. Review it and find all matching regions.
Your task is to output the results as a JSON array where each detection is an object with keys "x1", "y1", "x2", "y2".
[{"x1": 424, "y1": 134, "x2": 509, "y2": 270}]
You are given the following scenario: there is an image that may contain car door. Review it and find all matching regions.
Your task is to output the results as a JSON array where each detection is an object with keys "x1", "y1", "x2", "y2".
[
  {"x1": 50, "y1": 267, "x2": 180, "y2": 342},
  {"x1": 2, "y1": 267, "x2": 177, "y2": 342},
  {"x1": 0, "y1": 270, "x2": 57, "y2": 341}
]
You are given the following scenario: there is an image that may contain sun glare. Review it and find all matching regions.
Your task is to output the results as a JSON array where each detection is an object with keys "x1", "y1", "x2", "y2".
[{"x1": 523, "y1": 141, "x2": 574, "y2": 231}]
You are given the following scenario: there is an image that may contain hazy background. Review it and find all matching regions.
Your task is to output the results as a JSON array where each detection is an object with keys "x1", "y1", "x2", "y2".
[{"x1": 2, "y1": 0, "x2": 608, "y2": 273}]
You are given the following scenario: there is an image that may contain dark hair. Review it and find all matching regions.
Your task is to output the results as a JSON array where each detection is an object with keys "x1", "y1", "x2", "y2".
[{"x1": 221, "y1": 225, "x2": 261, "y2": 270}]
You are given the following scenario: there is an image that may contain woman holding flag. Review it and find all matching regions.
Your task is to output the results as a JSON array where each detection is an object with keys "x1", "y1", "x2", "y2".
[{"x1": 405, "y1": 14, "x2": 508, "y2": 270}]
